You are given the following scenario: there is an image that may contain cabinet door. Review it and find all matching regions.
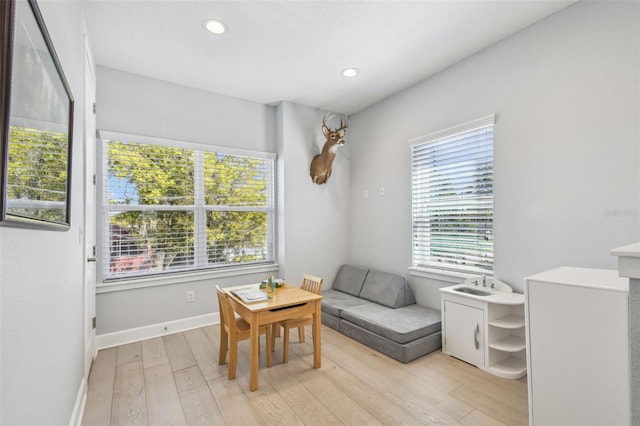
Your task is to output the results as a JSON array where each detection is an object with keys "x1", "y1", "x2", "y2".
[{"x1": 444, "y1": 301, "x2": 484, "y2": 367}]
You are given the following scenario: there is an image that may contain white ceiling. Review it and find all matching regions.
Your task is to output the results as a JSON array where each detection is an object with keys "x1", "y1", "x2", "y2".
[{"x1": 84, "y1": 0, "x2": 575, "y2": 115}]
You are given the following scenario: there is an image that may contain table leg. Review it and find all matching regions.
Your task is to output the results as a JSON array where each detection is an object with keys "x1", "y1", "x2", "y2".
[
  {"x1": 249, "y1": 314, "x2": 259, "y2": 391},
  {"x1": 313, "y1": 301, "x2": 321, "y2": 368}
]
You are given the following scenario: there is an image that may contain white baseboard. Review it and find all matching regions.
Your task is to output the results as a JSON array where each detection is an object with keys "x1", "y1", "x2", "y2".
[
  {"x1": 95, "y1": 313, "x2": 219, "y2": 350},
  {"x1": 69, "y1": 377, "x2": 87, "y2": 426}
]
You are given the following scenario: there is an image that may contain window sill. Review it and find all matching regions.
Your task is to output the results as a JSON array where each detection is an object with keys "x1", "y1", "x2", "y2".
[
  {"x1": 97, "y1": 263, "x2": 279, "y2": 293},
  {"x1": 408, "y1": 266, "x2": 491, "y2": 284}
]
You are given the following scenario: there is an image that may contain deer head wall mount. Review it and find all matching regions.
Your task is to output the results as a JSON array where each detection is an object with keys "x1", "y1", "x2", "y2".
[{"x1": 310, "y1": 112, "x2": 349, "y2": 185}]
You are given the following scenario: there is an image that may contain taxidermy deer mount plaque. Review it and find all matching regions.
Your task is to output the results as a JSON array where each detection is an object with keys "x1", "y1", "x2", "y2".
[{"x1": 310, "y1": 112, "x2": 349, "y2": 184}]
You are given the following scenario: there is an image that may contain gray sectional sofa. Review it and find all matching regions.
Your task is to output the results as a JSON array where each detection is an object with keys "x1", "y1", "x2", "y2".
[{"x1": 321, "y1": 264, "x2": 442, "y2": 363}]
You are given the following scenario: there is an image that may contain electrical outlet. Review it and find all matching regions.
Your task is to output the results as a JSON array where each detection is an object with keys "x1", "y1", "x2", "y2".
[
  {"x1": 187, "y1": 290, "x2": 195, "y2": 303},
  {"x1": 363, "y1": 190, "x2": 369, "y2": 199}
]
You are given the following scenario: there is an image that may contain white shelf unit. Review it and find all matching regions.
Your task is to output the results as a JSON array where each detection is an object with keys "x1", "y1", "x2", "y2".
[{"x1": 486, "y1": 304, "x2": 526, "y2": 379}]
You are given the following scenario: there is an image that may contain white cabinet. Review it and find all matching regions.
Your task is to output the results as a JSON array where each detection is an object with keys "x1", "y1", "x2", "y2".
[
  {"x1": 525, "y1": 267, "x2": 630, "y2": 426},
  {"x1": 440, "y1": 280, "x2": 526, "y2": 379},
  {"x1": 443, "y1": 300, "x2": 484, "y2": 367}
]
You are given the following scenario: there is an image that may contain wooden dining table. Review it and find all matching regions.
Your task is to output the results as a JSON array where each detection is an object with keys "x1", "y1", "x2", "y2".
[{"x1": 225, "y1": 283, "x2": 323, "y2": 391}]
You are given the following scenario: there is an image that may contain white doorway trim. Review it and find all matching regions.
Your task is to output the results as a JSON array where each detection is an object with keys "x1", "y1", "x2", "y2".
[{"x1": 83, "y1": 34, "x2": 97, "y2": 378}]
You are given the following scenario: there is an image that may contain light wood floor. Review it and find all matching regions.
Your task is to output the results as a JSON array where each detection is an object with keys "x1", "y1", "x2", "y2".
[{"x1": 82, "y1": 324, "x2": 528, "y2": 426}]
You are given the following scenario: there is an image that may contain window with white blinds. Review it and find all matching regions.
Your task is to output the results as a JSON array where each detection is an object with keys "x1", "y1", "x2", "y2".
[
  {"x1": 101, "y1": 133, "x2": 276, "y2": 281},
  {"x1": 410, "y1": 115, "x2": 494, "y2": 275}
]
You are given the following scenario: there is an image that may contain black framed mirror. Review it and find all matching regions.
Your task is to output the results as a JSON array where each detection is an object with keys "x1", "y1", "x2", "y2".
[{"x1": 0, "y1": 0, "x2": 74, "y2": 230}]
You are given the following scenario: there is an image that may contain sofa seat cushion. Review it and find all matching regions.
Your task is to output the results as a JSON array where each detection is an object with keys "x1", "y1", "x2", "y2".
[
  {"x1": 321, "y1": 289, "x2": 370, "y2": 317},
  {"x1": 331, "y1": 264, "x2": 369, "y2": 296},
  {"x1": 359, "y1": 269, "x2": 415, "y2": 308},
  {"x1": 340, "y1": 303, "x2": 441, "y2": 344},
  {"x1": 340, "y1": 320, "x2": 442, "y2": 363}
]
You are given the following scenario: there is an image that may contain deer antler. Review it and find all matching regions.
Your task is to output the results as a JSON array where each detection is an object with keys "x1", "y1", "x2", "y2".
[
  {"x1": 322, "y1": 112, "x2": 334, "y2": 131},
  {"x1": 322, "y1": 112, "x2": 349, "y2": 132},
  {"x1": 336, "y1": 114, "x2": 350, "y2": 132}
]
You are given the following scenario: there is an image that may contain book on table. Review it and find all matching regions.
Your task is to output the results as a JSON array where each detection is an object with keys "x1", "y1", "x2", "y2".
[{"x1": 231, "y1": 287, "x2": 269, "y2": 303}]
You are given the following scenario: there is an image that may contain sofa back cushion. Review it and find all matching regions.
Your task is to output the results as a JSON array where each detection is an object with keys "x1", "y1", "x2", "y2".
[
  {"x1": 332, "y1": 264, "x2": 369, "y2": 296},
  {"x1": 359, "y1": 269, "x2": 415, "y2": 308}
]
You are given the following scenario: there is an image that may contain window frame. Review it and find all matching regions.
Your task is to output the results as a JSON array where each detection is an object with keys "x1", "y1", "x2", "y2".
[
  {"x1": 409, "y1": 115, "x2": 495, "y2": 276},
  {"x1": 97, "y1": 130, "x2": 277, "y2": 284}
]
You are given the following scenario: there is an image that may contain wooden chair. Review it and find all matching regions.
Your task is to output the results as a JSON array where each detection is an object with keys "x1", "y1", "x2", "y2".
[
  {"x1": 272, "y1": 274, "x2": 323, "y2": 363},
  {"x1": 217, "y1": 286, "x2": 272, "y2": 379}
]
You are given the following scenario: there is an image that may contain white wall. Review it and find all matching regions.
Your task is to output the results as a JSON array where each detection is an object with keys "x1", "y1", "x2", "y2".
[
  {"x1": 349, "y1": 0, "x2": 639, "y2": 305},
  {"x1": 96, "y1": 66, "x2": 276, "y2": 153},
  {"x1": 277, "y1": 102, "x2": 351, "y2": 288},
  {"x1": 0, "y1": 2, "x2": 88, "y2": 424}
]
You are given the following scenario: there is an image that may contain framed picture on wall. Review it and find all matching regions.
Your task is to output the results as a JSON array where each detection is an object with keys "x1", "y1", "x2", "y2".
[{"x1": 0, "y1": 0, "x2": 74, "y2": 230}]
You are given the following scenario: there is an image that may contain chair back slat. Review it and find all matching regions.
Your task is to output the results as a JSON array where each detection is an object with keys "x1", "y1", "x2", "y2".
[
  {"x1": 216, "y1": 286, "x2": 236, "y2": 334},
  {"x1": 301, "y1": 274, "x2": 323, "y2": 294}
]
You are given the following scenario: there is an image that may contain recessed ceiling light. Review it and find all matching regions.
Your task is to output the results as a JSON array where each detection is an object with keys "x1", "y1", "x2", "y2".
[
  {"x1": 342, "y1": 68, "x2": 359, "y2": 77},
  {"x1": 203, "y1": 19, "x2": 227, "y2": 35}
]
